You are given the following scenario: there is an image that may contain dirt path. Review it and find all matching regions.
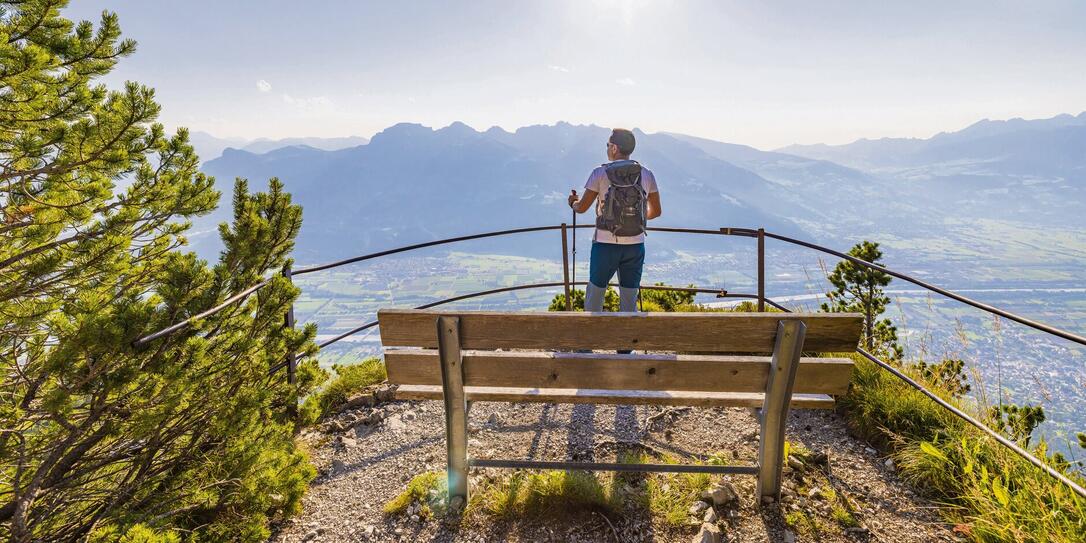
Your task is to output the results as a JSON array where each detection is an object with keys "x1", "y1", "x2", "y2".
[{"x1": 271, "y1": 395, "x2": 957, "y2": 543}]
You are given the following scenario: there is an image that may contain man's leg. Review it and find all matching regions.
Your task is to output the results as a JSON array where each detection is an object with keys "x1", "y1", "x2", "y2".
[
  {"x1": 585, "y1": 242, "x2": 620, "y2": 312},
  {"x1": 616, "y1": 243, "x2": 646, "y2": 312},
  {"x1": 585, "y1": 282, "x2": 607, "y2": 312},
  {"x1": 617, "y1": 287, "x2": 639, "y2": 312},
  {"x1": 615, "y1": 243, "x2": 646, "y2": 354}
]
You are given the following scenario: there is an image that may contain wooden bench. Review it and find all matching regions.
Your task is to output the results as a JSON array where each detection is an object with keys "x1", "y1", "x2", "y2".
[{"x1": 377, "y1": 309, "x2": 863, "y2": 504}]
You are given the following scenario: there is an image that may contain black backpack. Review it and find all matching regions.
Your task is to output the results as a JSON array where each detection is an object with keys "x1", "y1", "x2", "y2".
[{"x1": 596, "y1": 161, "x2": 647, "y2": 237}]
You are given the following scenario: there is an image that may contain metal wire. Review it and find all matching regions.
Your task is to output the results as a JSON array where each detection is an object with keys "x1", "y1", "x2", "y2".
[
  {"x1": 854, "y1": 346, "x2": 1086, "y2": 499},
  {"x1": 761, "y1": 231, "x2": 1086, "y2": 348},
  {"x1": 765, "y1": 297, "x2": 1086, "y2": 500},
  {"x1": 134, "y1": 224, "x2": 753, "y2": 346},
  {"x1": 132, "y1": 277, "x2": 273, "y2": 348},
  {"x1": 135, "y1": 224, "x2": 1086, "y2": 350},
  {"x1": 310, "y1": 281, "x2": 737, "y2": 350},
  {"x1": 293, "y1": 225, "x2": 567, "y2": 276}
]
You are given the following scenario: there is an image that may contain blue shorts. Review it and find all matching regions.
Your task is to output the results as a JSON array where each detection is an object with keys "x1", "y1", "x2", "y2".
[{"x1": 589, "y1": 242, "x2": 645, "y2": 289}]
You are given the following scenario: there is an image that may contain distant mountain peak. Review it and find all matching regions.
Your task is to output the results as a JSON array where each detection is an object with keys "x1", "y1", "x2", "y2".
[
  {"x1": 437, "y1": 121, "x2": 479, "y2": 136},
  {"x1": 382, "y1": 122, "x2": 431, "y2": 133},
  {"x1": 369, "y1": 122, "x2": 433, "y2": 145},
  {"x1": 220, "y1": 146, "x2": 256, "y2": 157}
]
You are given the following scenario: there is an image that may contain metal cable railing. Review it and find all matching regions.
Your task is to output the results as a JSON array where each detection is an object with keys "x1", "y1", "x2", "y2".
[
  {"x1": 268, "y1": 283, "x2": 744, "y2": 373},
  {"x1": 763, "y1": 231, "x2": 1086, "y2": 347},
  {"x1": 134, "y1": 224, "x2": 1086, "y2": 349},
  {"x1": 131, "y1": 225, "x2": 742, "y2": 348},
  {"x1": 317, "y1": 282, "x2": 735, "y2": 350},
  {"x1": 765, "y1": 300, "x2": 1086, "y2": 499},
  {"x1": 129, "y1": 223, "x2": 1086, "y2": 498}
]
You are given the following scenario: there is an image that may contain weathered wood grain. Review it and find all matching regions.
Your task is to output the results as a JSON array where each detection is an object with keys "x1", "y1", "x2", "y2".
[
  {"x1": 393, "y1": 385, "x2": 837, "y2": 409},
  {"x1": 385, "y1": 349, "x2": 853, "y2": 395},
  {"x1": 377, "y1": 310, "x2": 862, "y2": 352}
]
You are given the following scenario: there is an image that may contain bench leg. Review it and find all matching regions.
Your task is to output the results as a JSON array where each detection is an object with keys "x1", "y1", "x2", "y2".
[
  {"x1": 437, "y1": 316, "x2": 469, "y2": 504},
  {"x1": 757, "y1": 319, "x2": 807, "y2": 504}
]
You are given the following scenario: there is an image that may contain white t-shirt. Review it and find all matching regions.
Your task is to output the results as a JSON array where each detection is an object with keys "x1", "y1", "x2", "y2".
[{"x1": 584, "y1": 160, "x2": 659, "y2": 244}]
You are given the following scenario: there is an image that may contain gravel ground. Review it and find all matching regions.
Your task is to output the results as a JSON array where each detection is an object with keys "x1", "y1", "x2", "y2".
[{"x1": 270, "y1": 390, "x2": 958, "y2": 543}]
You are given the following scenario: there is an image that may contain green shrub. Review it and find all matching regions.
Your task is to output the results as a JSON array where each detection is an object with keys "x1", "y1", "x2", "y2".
[
  {"x1": 838, "y1": 354, "x2": 964, "y2": 448},
  {"x1": 88, "y1": 524, "x2": 181, "y2": 543},
  {"x1": 548, "y1": 288, "x2": 619, "y2": 311},
  {"x1": 302, "y1": 358, "x2": 387, "y2": 422},
  {"x1": 639, "y1": 283, "x2": 696, "y2": 311},
  {"x1": 842, "y1": 356, "x2": 1086, "y2": 541},
  {"x1": 914, "y1": 358, "x2": 971, "y2": 398},
  {"x1": 547, "y1": 285, "x2": 764, "y2": 314},
  {"x1": 0, "y1": 4, "x2": 321, "y2": 540}
]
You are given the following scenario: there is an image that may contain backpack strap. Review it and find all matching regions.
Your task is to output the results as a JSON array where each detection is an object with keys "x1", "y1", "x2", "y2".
[{"x1": 603, "y1": 160, "x2": 643, "y2": 187}]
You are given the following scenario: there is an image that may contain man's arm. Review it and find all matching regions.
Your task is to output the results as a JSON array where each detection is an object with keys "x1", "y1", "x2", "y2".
[
  {"x1": 568, "y1": 189, "x2": 598, "y2": 214},
  {"x1": 647, "y1": 191, "x2": 662, "y2": 220}
]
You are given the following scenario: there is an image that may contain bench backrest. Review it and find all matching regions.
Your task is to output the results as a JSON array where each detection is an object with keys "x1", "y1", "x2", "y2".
[{"x1": 378, "y1": 310, "x2": 863, "y2": 396}]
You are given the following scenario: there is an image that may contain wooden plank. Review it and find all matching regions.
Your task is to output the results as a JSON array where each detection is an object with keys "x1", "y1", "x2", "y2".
[
  {"x1": 377, "y1": 310, "x2": 863, "y2": 352},
  {"x1": 393, "y1": 385, "x2": 838, "y2": 409},
  {"x1": 385, "y1": 349, "x2": 853, "y2": 395}
]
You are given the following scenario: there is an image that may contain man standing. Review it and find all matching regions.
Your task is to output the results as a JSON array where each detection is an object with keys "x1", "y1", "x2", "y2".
[{"x1": 568, "y1": 128, "x2": 662, "y2": 312}]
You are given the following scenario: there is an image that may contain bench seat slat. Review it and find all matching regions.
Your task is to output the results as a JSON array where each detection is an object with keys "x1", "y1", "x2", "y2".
[
  {"x1": 385, "y1": 349, "x2": 853, "y2": 395},
  {"x1": 393, "y1": 384, "x2": 838, "y2": 409},
  {"x1": 378, "y1": 310, "x2": 863, "y2": 352}
]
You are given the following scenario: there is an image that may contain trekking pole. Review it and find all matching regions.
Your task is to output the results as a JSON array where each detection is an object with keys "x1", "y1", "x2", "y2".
[{"x1": 571, "y1": 191, "x2": 577, "y2": 293}]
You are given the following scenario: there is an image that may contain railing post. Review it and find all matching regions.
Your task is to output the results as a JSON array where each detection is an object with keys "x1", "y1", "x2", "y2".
[
  {"x1": 757, "y1": 227, "x2": 766, "y2": 312},
  {"x1": 283, "y1": 262, "x2": 297, "y2": 386},
  {"x1": 281, "y1": 262, "x2": 299, "y2": 422},
  {"x1": 561, "y1": 223, "x2": 572, "y2": 311}
]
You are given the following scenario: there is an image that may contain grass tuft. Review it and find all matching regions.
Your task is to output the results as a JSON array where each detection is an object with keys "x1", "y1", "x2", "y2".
[
  {"x1": 784, "y1": 509, "x2": 823, "y2": 536},
  {"x1": 475, "y1": 470, "x2": 619, "y2": 518},
  {"x1": 384, "y1": 471, "x2": 446, "y2": 518},
  {"x1": 831, "y1": 504, "x2": 859, "y2": 528},
  {"x1": 841, "y1": 354, "x2": 1086, "y2": 541},
  {"x1": 300, "y1": 358, "x2": 387, "y2": 423},
  {"x1": 641, "y1": 453, "x2": 713, "y2": 525},
  {"x1": 469, "y1": 450, "x2": 721, "y2": 524}
]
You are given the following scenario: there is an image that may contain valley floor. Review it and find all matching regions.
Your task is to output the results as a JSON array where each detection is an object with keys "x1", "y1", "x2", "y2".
[{"x1": 272, "y1": 397, "x2": 958, "y2": 543}]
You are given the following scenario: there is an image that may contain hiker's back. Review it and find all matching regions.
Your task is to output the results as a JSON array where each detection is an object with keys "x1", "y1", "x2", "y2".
[{"x1": 588, "y1": 160, "x2": 658, "y2": 244}]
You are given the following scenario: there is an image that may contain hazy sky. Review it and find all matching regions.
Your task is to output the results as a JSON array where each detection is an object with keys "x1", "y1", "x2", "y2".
[{"x1": 65, "y1": 1, "x2": 1086, "y2": 149}]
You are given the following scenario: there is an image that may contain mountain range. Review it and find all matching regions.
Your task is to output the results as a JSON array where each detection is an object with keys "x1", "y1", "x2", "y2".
[
  {"x1": 194, "y1": 113, "x2": 1086, "y2": 264},
  {"x1": 188, "y1": 131, "x2": 369, "y2": 163},
  {"x1": 778, "y1": 112, "x2": 1086, "y2": 227}
]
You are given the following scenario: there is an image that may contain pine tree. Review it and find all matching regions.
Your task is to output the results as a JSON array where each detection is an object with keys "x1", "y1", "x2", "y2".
[
  {"x1": 821, "y1": 241, "x2": 903, "y2": 360},
  {"x1": 988, "y1": 404, "x2": 1046, "y2": 447},
  {"x1": 1, "y1": 2, "x2": 320, "y2": 540},
  {"x1": 913, "y1": 358, "x2": 971, "y2": 398}
]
